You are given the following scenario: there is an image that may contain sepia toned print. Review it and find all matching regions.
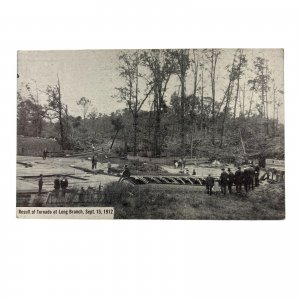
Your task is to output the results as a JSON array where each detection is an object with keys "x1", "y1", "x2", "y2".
[{"x1": 17, "y1": 49, "x2": 284, "y2": 219}]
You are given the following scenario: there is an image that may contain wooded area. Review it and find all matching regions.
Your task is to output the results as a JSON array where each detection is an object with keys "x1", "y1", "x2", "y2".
[{"x1": 17, "y1": 49, "x2": 284, "y2": 163}]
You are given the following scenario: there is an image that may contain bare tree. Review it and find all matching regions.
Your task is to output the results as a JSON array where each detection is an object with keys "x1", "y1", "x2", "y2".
[
  {"x1": 232, "y1": 50, "x2": 247, "y2": 121},
  {"x1": 116, "y1": 50, "x2": 154, "y2": 156},
  {"x1": 77, "y1": 97, "x2": 91, "y2": 123},
  {"x1": 204, "y1": 49, "x2": 221, "y2": 145},
  {"x1": 45, "y1": 75, "x2": 66, "y2": 149},
  {"x1": 141, "y1": 49, "x2": 175, "y2": 156},
  {"x1": 172, "y1": 49, "x2": 190, "y2": 159}
]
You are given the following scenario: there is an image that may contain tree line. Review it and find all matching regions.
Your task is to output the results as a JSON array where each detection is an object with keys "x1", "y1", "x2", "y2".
[{"x1": 17, "y1": 49, "x2": 284, "y2": 160}]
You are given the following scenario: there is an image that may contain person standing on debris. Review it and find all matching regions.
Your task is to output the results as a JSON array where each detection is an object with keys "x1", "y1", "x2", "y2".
[
  {"x1": 79, "y1": 187, "x2": 85, "y2": 202},
  {"x1": 43, "y1": 148, "x2": 48, "y2": 160},
  {"x1": 119, "y1": 165, "x2": 131, "y2": 182},
  {"x1": 178, "y1": 158, "x2": 183, "y2": 169},
  {"x1": 254, "y1": 164, "x2": 260, "y2": 187},
  {"x1": 174, "y1": 160, "x2": 179, "y2": 169},
  {"x1": 243, "y1": 167, "x2": 251, "y2": 192},
  {"x1": 206, "y1": 174, "x2": 214, "y2": 195},
  {"x1": 94, "y1": 155, "x2": 98, "y2": 169},
  {"x1": 235, "y1": 167, "x2": 243, "y2": 193},
  {"x1": 227, "y1": 168, "x2": 234, "y2": 194},
  {"x1": 38, "y1": 174, "x2": 43, "y2": 195},
  {"x1": 107, "y1": 161, "x2": 112, "y2": 174},
  {"x1": 91, "y1": 155, "x2": 95, "y2": 169},
  {"x1": 220, "y1": 168, "x2": 228, "y2": 195},
  {"x1": 192, "y1": 169, "x2": 196, "y2": 175},
  {"x1": 60, "y1": 176, "x2": 69, "y2": 198},
  {"x1": 54, "y1": 175, "x2": 61, "y2": 198}
]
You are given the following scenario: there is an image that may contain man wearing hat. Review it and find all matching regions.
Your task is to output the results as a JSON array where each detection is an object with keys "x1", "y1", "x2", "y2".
[
  {"x1": 38, "y1": 174, "x2": 43, "y2": 195},
  {"x1": 119, "y1": 165, "x2": 131, "y2": 182},
  {"x1": 60, "y1": 176, "x2": 69, "y2": 198},
  {"x1": 227, "y1": 168, "x2": 234, "y2": 194},
  {"x1": 54, "y1": 175, "x2": 61, "y2": 198},
  {"x1": 235, "y1": 166, "x2": 243, "y2": 193},
  {"x1": 220, "y1": 168, "x2": 228, "y2": 195},
  {"x1": 206, "y1": 174, "x2": 214, "y2": 195}
]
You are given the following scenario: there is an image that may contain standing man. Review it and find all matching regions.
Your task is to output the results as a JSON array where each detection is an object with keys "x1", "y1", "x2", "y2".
[
  {"x1": 227, "y1": 168, "x2": 234, "y2": 194},
  {"x1": 54, "y1": 175, "x2": 61, "y2": 199},
  {"x1": 220, "y1": 168, "x2": 228, "y2": 195},
  {"x1": 43, "y1": 148, "x2": 48, "y2": 160},
  {"x1": 60, "y1": 176, "x2": 69, "y2": 198},
  {"x1": 38, "y1": 174, "x2": 43, "y2": 195},
  {"x1": 243, "y1": 168, "x2": 250, "y2": 192},
  {"x1": 235, "y1": 167, "x2": 243, "y2": 193},
  {"x1": 254, "y1": 164, "x2": 260, "y2": 187},
  {"x1": 78, "y1": 187, "x2": 85, "y2": 202},
  {"x1": 206, "y1": 174, "x2": 214, "y2": 195},
  {"x1": 91, "y1": 155, "x2": 95, "y2": 169},
  {"x1": 107, "y1": 161, "x2": 112, "y2": 174},
  {"x1": 119, "y1": 165, "x2": 131, "y2": 182},
  {"x1": 94, "y1": 155, "x2": 98, "y2": 169}
]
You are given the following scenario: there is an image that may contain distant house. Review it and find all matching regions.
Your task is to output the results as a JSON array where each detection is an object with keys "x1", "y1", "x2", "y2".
[{"x1": 17, "y1": 136, "x2": 62, "y2": 156}]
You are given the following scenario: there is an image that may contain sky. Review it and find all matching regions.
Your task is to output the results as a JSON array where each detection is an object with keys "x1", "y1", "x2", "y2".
[{"x1": 17, "y1": 49, "x2": 284, "y2": 122}]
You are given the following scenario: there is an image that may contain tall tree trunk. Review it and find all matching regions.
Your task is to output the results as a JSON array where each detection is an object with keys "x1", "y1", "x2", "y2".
[
  {"x1": 265, "y1": 65, "x2": 269, "y2": 136},
  {"x1": 110, "y1": 129, "x2": 120, "y2": 150},
  {"x1": 200, "y1": 68, "x2": 204, "y2": 131},
  {"x1": 233, "y1": 78, "x2": 240, "y2": 121},
  {"x1": 273, "y1": 84, "x2": 276, "y2": 136},
  {"x1": 220, "y1": 82, "x2": 234, "y2": 148},
  {"x1": 133, "y1": 114, "x2": 138, "y2": 156},
  {"x1": 242, "y1": 82, "x2": 245, "y2": 115},
  {"x1": 153, "y1": 87, "x2": 161, "y2": 157},
  {"x1": 180, "y1": 77, "x2": 185, "y2": 159},
  {"x1": 57, "y1": 76, "x2": 64, "y2": 149},
  {"x1": 211, "y1": 52, "x2": 216, "y2": 145},
  {"x1": 248, "y1": 90, "x2": 254, "y2": 118}
]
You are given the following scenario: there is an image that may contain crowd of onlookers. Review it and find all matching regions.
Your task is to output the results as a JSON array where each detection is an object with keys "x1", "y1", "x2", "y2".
[{"x1": 205, "y1": 165, "x2": 260, "y2": 195}]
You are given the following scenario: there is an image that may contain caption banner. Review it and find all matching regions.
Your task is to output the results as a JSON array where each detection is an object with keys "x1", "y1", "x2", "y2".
[{"x1": 16, "y1": 207, "x2": 114, "y2": 219}]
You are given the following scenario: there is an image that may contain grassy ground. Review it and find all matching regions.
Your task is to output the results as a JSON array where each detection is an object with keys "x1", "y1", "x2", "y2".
[{"x1": 102, "y1": 182, "x2": 285, "y2": 220}]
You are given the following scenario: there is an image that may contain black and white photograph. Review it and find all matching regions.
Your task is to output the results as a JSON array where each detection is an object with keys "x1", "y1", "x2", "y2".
[
  {"x1": 2, "y1": 0, "x2": 300, "y2": 299},
  {"x1": 17, "y1": 48, "x2": 284, "y2": 219}
]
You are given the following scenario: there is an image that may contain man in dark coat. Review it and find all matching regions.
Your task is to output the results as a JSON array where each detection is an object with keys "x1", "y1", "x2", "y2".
[
  {"x1": 60, "y1": 176, "x2": 69, "y2": 198},
  {"x1": 235, "y1": 167, "x2": 243, "y2": 193},
  {"x1": 220, "y1": 168, "x2": 228, "y2": 195},
  {"x1": 38, "y1": 174, "x2": 43, "y2": 195},
  {"x1": 119, "y1": 165, "x2": 131, "y2": 182},
  {"x1": 206, "y1": 174, "x2": 214, "y2": 195},
  {"x1": 54, "y1": 175, "x2": 61, "y2": 198},
  {"x1": 227, "y1": 168, "x2": 234, "y2": 194},
  {"x1": 94, "y1": 155, "x2": 98, "y2": 169},
  {"x1": 91, "y1": 156, "x2": 95, "y2": 169},
  {"x1": 244, "y1": 166, "x2": 255, "y2": 191},
  {"x1": 254, "y1": 164, "x2": 260, "y2": 187},
  {"x1": 78, "y1": 187, "x2": 85, "y2": 202},
  {"x1": 42, "y1": 148, "x2": 48, "y2": 160}
]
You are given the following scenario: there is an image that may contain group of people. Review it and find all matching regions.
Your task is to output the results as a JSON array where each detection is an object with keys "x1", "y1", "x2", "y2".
[
  {"x1": 205, "y1": 165, "x2": 260, "y2": 195},
  {"x1": 38, "y1": 174, "x2": 69, "y2": 198},
  {"x1": 174, "y1": 159, "x2": 186, "y2": 169},
  {"x1": 53, "y1": 175, "x2": 69, "y2": 198}
]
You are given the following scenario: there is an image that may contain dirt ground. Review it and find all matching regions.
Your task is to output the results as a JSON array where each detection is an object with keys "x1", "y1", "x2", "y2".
[{"x1": 17, "y1": 155, "x2": 119, "y2": 192}]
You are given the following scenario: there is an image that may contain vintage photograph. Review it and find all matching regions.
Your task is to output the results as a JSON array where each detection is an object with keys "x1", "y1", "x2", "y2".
[{"x1": 16, "y1": 49, "x2": 285, "y2": 219}]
